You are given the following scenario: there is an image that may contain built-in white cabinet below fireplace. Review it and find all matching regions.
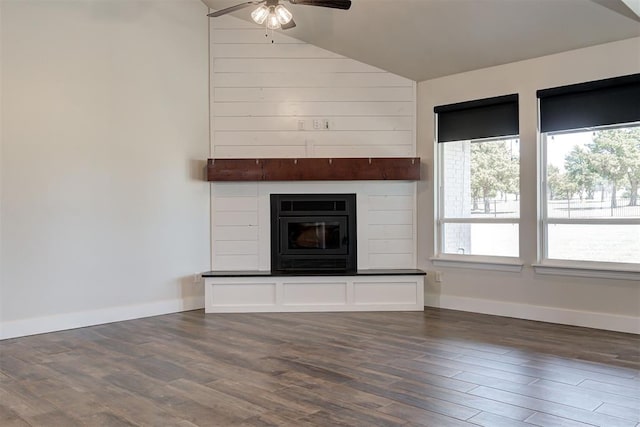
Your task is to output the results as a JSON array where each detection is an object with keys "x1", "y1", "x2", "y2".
[{"x1": 203, "y1": 274, "x2": 425, "y2": 313}]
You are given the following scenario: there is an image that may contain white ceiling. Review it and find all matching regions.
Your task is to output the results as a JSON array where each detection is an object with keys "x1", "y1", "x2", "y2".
[{"x1": 202, "y1": 0, "x2": 640, "y2": 81}]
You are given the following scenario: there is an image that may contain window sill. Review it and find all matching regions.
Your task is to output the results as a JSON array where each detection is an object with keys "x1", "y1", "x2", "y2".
[
  {"x1": 532, "y1": 262, "x2": 640, "y2": 281},
  {"x1": 430, "y1": 256, "x2": 524, "y2": 272}
]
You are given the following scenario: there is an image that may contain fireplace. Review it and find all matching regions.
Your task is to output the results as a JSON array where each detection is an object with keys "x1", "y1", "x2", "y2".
[{"x1": 271, "y1": 193, "x2": 357, "y2": 273}]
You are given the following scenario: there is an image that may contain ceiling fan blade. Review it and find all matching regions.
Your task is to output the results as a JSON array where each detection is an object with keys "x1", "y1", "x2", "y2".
[
  {"x1": 288, "y1": 0, "x2": 351, "y2": 9},
  {"x1": 281, "y1": 19, "x2": 297, "y2": 30},
  {"x1": 207, "y1": 1, "x2": 263, "y2": 17}
]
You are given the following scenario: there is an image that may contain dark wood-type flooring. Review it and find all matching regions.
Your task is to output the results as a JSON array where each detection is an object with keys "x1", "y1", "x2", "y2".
[{"x1": 1, "y1": 308, "x2": 639, "y2": 426}]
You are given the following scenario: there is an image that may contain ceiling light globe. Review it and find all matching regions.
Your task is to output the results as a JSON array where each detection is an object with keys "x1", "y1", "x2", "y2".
[
  {"x1": 266, "y1": 8, "x2": 281, "y2": 29},
  {"x1": 274, "y1": 5, "x2": 293, "y2": 25},
  {"x1": 251, "y1": 5, "x2": 269, "y2": 24}
]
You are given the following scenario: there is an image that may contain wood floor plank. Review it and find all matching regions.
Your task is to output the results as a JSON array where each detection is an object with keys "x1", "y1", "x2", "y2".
[
  {"x1": 79, "y1": 411, "x2": 139, "y2": 427},
  {"x1": 595, "y1": 402, "x2": 640, "y2": 423},
  {"x1": 525, "y1": 411, "x2": 597, "y2": 427},
  {"x1": 579, "y1": 378, "x2": 640, "y2": 398},
  {"x1": 377, "y1": 401, "x2": 477, "y2": 427},
  {"x1": 469, "y1": 385, "x2": 637, "y2": 427},
  {"x1": 343, "y1": 379, "x2": 481, "y2": 420},
  {"x1": 0, "y1": 307, "x2": 638, "y2": 426},
  {"x1": 447, "y1": 354, "x2": 588, "y2": 385},
  {"x1": 452, "y1": 373, "x2": 603, "y2": 410},
  {"x1": 0, "y1": 403, "x2": 31, "y2": 427},
  {"x1": 392, "y1": 378, "x2": 536, "y2": 421},
  {"x1": 533, "y1": 378, "x2": 640, "y2": 411},
  {"x1": 466, "y1": 411, "x2": 534, "y2": 427}
]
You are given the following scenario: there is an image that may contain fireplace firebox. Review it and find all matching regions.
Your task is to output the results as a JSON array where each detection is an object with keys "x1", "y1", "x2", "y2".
[{"x1": 271, "y1": 194, "x2": 357, "y2": 273}]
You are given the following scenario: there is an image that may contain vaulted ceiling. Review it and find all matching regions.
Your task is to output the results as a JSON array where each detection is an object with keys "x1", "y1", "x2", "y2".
[{"x1": 202, "y1": 0, "x2": 640, "y2": 81}]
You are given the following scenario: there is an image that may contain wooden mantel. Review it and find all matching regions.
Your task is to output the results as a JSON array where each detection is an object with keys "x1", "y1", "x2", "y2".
[{"x1": 206, "y1": 157, "x2": 421, "y2": 182}]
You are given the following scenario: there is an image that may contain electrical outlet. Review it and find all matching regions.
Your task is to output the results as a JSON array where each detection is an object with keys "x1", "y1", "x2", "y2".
[{"x1": 313, "y1": 119, "x2": 321, "y2": 129}]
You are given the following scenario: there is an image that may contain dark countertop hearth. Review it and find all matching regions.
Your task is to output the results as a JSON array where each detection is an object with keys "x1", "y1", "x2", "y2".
[{"x1": 201, "y1": 269, "x2": 426, "y2": 278}]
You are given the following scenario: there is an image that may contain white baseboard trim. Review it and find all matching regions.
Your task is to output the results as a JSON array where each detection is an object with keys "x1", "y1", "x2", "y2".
[
  {"x1": 430, "y1": 295, "x2": 640, "y2": 335},
  {"x1": 0, "y1": 296, "x2": 205, "y2": 340}
]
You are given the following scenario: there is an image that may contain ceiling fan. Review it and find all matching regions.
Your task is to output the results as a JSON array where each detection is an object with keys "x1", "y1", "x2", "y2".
[{"x1": 207, "y1": 0, "x2": 352, "y2": 30}]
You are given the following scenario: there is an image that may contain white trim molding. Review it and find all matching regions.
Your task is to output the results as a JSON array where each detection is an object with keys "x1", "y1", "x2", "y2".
[
  {"x1": 0, "y1": 296, "x2": 205, "y2": 341},
  {"x1": 432, "y1": 295, "x2": 640, "y2": 334},
  {"x1": 430, "y1": 256, "x2": 524, "y2": 272},
  {"x1": 533, "y1": 263, "x2": 640, "y2": 281}
]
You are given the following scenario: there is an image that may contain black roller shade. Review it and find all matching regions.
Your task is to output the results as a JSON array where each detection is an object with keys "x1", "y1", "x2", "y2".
[
  {"x1": 435, "y1": 94, "x2": 519, "y2": 143},
  {"x1": 537, "y1": 73, "x2": 640, "y2": 133}
]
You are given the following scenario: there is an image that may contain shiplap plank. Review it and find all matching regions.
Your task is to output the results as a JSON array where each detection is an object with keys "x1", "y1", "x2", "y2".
[
  {"x1": 369, "y1": 253, "x2": 414, "y2": 268},
  {"x1": 213, "y1": 131, "x2": 413, "y2": 146},
  {"x1": 367, "y1": 182, "x2": 415, "y2": 196},
  {"x1": 214, "y1": 101, "x2": 413, "y2": 116},
  {"x1": 214, "y1": 87, "x2": 413, "y2": 102},
  {"x1": 214, "y1": 211, "x2": 259, "y2": 226},
  {"x1": 311, "y1": 145, "x2": 413, "y2": 158},
  {"x1": 214, "y1": 197, "x2": 259, "y2": 212},
  {"x1": 214, "y1": 73, "x2": 413, "y2": 88},
  {"x1": 212, "y1": 29, "x2": 305, "y2": 44},
  {"x1": 368, "y1": 195, "x2": 414, "y2": 211},
  {"x1": 213, "y1": 226, "x2": 259, "y2": 241},
  {"x1": 212, "y1": 182, "x2": 259, "y2": 197},
  {"x1": 368, "y1": 225, "x2": 414, "y2": 239},
  {"x1": 368, "y1": 210, "x2": 413, "y2": 225},
  {"x1": 213, "y1": 145, "x2": 308, "y2": 159},
  {"x1": 214, "y1": 241, "x2": 259, "y2": 256},
  {"x1": 214, "y1": 44, "x2": 343, "y2": 59},
  {"x1": 213, "y1": 255, "x2": 260, "y2": 270},
  {"x1": 211, "y1": 15, "x2": 261, "y2": 30},
  {"x1": 215, "y1": 116, "x2": 412, "y2": 131},
  {"x1": 214, "y1": 58, "x2": 387, "y2": 73},
  {"x1": 368, "y1": 239, "x2": 414, "y2": 254}
]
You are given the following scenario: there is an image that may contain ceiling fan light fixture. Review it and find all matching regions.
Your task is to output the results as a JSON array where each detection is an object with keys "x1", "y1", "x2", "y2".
[
  {"x1": 251, "y1": 4, "x2": 269, "y2": 24},
  {"x1": 274, "y1": 5, "x2": 293, "y2": 24},
  {"x1": 266, "y1": 7, "x2": 281, "y2": 29}
]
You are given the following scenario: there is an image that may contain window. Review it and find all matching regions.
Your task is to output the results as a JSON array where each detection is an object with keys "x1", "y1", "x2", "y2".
[
  {"x1": 435, "y1": 95, "x2": 520, "y2": 258},
  {"x1": 538, "y1": 74, "x2": 640, "y2": 266}
]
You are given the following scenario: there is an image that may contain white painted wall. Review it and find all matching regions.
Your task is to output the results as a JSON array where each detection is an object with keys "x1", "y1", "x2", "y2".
[
  {"x1": 0, "y1": 2, "x2": 4, "y2": 339},
  {"x1": 210, "y1": 16, "x2": 417, "y2": 271},
  {"x1": 0, "y1": 0, "x2": 210, "y2": 339},
  {"x1": 417, "y1": 38, "x2": 640, "y2": 333}
]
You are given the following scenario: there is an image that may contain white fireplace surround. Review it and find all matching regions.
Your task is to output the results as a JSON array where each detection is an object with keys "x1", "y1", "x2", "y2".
[
  {"x1": 208, "y1": 180, "x2": 421, "y2": 313},
  {"x1": 211, "y1": 181, "x2": 417, "y2": 272}
]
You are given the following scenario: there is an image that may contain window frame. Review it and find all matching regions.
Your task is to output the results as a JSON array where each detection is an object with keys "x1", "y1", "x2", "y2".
[
  {"x1": 538, "y1": 124, "x2": 640, "y2": 272},
  {"x1": 535, "y1": 74, "x2": 640, "y2": 275},
  {"x1": 435, "y1": 131, "x2": 522, "y2": 264}
]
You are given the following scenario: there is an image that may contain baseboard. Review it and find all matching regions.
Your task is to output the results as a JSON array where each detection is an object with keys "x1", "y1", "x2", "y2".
[
  {"x1": 430, "y1": 295, "x2": 640, "y2": 334},
  {"x1": 3, "y1": 294, "x2": 636, "y2": 339},
  {"x1": 0, "y1": 296, "x2": 205, "y2": 340}
]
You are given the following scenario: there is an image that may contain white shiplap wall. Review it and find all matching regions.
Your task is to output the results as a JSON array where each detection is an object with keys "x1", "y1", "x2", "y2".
[{"x1": 210, "y1": 15, "x2": 417, "y2": 271}]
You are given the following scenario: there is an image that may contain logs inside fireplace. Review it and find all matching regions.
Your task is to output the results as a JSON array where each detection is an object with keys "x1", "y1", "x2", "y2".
[{"x1": 271, "y1": 194, "x2": 357, "y2": 273}]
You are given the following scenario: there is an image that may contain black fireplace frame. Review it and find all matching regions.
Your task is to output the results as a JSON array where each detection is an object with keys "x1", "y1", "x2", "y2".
[{"x1": 270, "y1": 193, "x2": 357, "y2": 273}]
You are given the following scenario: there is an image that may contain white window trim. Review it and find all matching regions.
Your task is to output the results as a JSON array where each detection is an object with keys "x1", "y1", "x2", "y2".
[
  {"x1": 431, "y1": 255, "x2": 524, "y2": 272},
  {"x1": 532, "y1": 261, "x2": 640, "y2": 281},
  {"x1": 539, "y1": 131, "x2": 640, "y2": 275}
]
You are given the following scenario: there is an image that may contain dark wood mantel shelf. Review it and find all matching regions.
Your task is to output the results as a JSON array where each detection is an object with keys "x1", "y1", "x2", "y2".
[{"x1": 206, "y1": 157, "x2": 421, "y2": 182}]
